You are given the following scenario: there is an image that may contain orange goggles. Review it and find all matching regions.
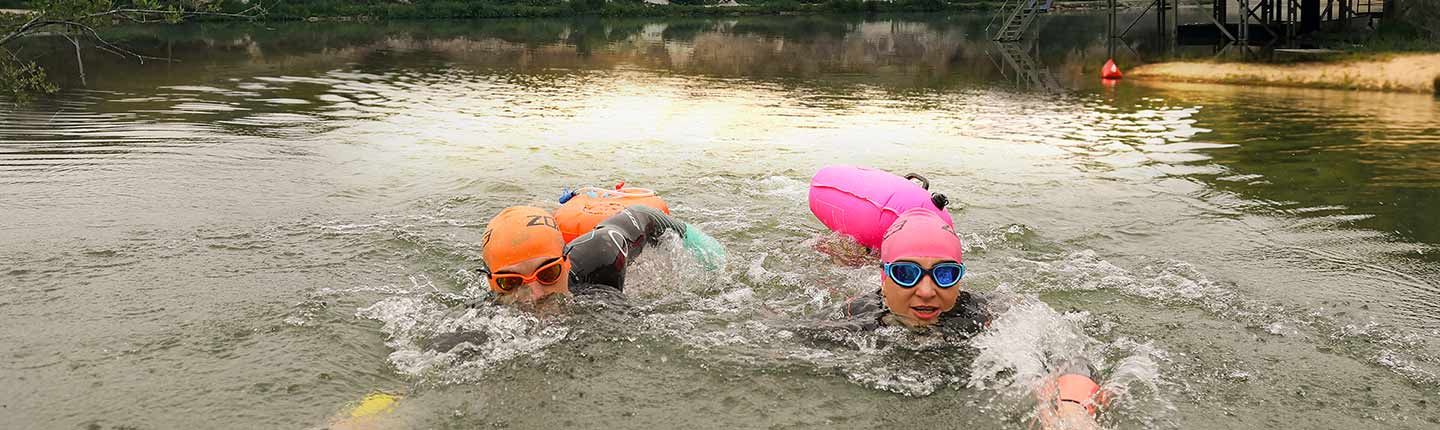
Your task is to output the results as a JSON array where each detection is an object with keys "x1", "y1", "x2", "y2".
[{"x1": 482, "y1": 257, "x2": 566, "y2": 292}]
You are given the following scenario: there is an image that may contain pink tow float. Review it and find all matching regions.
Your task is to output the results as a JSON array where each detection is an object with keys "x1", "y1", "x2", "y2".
[{"x1": 807, "y1": 165, "x2": 953, "y2": 248}]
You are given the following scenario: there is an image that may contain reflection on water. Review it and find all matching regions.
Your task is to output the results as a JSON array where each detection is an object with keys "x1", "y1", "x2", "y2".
[
  {"x1": 2, "y1": 12, "x2": 1440, "y2": 430},
  {"x1": 990, "y1": 41, "x2": 1062, "y2": 92},
  {"x1": 1132, "y1": 81, "x2": 1440, "y2": 245},
  {"x1": 20, "y1": 15, "x2": 1135, "y2": 90}
]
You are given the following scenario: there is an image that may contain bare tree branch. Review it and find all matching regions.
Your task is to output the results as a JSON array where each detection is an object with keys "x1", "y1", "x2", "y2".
[
  {"x1": 91, "y1": 43, "x2": 128, "y2": 59},
  {"x1": 67, "y1": 20, "x2": 174, "y2": 64},
  {"x1": 3, "y1": 17, "x2": 180, "y2": 64},
  {"x1": 0, "y1": 15, "x2": 46, "y2": 47},
  {"x1": 2, "y1": 3, "x2": 263, "y2": 100},
  {"x1": 2, "y1": 5, "x2": 264, "y2": 48},
  {"x1": 60, "y1": 31, "x2": 84, "y2": 86}
]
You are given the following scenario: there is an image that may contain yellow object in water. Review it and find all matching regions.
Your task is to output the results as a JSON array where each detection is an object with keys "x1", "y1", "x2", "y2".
[{"x1": 349, "y1": 393, "x2": 400, "y2": 418}]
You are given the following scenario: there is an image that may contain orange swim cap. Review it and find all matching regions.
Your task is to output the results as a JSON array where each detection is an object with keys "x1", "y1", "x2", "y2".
[
  {"x1": 481, "y1": 206, "x2": 564, "y2": 271},
  {"x1": 1054, "y1": 373, "x2": 1102, "y2": 416}
]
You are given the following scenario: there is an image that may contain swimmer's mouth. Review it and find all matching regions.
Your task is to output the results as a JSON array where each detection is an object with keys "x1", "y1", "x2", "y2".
[{"x1": 911, "y1": 306, "x2": 940, "y2": 320}]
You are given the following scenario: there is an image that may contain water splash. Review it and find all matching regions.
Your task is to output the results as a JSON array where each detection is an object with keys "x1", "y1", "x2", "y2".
[{"x1": 357, "y1": 296, "x2": 570, "y2": 384}]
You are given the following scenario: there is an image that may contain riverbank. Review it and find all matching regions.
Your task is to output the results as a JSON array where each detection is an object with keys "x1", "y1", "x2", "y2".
[
  {"x1": 11, "y1": 0, "x2": 1107, "y2": 26},
  {"x1": 1128, "y1": 53, "x2": 1440, "y2": 94},
  {"x1": 262, "y1": 0, "x2": 999, "y2": 21},
  {"x1": 1, "y1": 0, "x2": 1003, "y2": 21}
]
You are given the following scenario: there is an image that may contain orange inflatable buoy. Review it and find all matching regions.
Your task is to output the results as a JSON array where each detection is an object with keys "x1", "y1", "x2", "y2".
[
  {"x1": 554, "y1": 187, "x2": 669, "y2": 243},
  {"x1": 1101, "y1": 58, "x2": 1123, "y2": 80}
]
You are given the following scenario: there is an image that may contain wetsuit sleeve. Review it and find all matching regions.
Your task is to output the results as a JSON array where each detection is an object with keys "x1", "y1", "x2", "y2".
[
  {"x1": 564, "y1": 205, "x2": 688, "y2": 291},
  {"x1": 765, "y1": 291, "x2": 885, "y2": 338}
]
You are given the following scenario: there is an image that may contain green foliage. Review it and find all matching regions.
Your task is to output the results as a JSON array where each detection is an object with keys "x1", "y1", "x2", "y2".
[
  {"x1": 0, "y1": 59, "x2": 58, "y2": 103},
  {"x1": 1388, "y1": 0, "x2": 1439, "y2": 41},
  {"x1": 260, "y1": 0, "x2": 996, "y2": 21},
  {"x1": 819, "y1": 0, "x2": 954, "y2": 14},
  {"x1": 898, "y1": 0, "x2": 946, "y2": 11},
  {"x1": 15, "y1": 0, "x2": 239, "y2": 24},
  {"x1": 0, "y1": 10, "x2": 25, "y2": 29},
  {"x1": 568, "y1": 0, "x2": 608, "y2": 14},
  {"x1": 1371, "y1": 15, "x2": 1440, "y2": 49},
  {"x1": 2, "y1": 0, "x2": 260, "y2": 101},
  {"x1": 822, "y1": 0, "x2": 862, "y2": 13},
  {"x1": 29, "y1": 0, "x2": 113, "y2": 21},
  {"x1": 1309, "y1": 4, "x2": 1440, "y2": 53}
]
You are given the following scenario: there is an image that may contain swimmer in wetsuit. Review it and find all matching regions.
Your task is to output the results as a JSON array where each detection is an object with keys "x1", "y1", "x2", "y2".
[
  {"x1": 321, "y1": 204, "x2": 693, "y2": 429},
  {"x1": 478, "y1": 204, "x2": 689, "y2": 304},
  {"x1": 833, "y1": 208, "x2": 1107, "y2": 428},
  {"x1": 837, "y1": 206, "x2": 988, "y2": 334}
]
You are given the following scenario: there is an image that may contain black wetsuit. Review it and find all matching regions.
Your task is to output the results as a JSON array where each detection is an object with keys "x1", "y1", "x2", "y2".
[
  {"x1": 834, "y1": 289, "x2": 991, "y2": 335},
  {"x1": 429, "y1": 206, "x2": 686, "y2": 353},
  {"x1": 562, "y1": 205, "x2": 687, "y2": 298}
]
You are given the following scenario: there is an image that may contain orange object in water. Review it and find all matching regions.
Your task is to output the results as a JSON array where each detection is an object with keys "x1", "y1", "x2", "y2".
[
  {"x1": 1053, "y1": 373, "x2": 1103, "y2": 416},
  {"x1": 555, "y1": 187, "x2": 669, "y2": 243},
  {"x1": 1101, "y1": 58, "x2": 1123, "y2": 80},
  {"x1": 482, "y1": 206, "x2": 564, "y2": 276}
]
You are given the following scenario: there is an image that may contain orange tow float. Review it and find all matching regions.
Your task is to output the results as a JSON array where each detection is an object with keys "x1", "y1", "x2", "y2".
[{"x1": 554, "y1": 183, "x2": 669, "y2": 243}]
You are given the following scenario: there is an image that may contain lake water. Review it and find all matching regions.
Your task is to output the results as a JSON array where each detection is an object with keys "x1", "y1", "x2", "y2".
[{"x1": 2, "y1": 12, "x2": 1439, "y2": 429}]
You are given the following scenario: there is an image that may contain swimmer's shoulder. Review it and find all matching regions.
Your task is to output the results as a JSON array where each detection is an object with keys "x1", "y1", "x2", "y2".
[
  {"x1": 842, "y1": 290, "x2": 885, "y2": 320},
  {"x1": 939, "y1": 290, "x2": 991, "y2": 333}
]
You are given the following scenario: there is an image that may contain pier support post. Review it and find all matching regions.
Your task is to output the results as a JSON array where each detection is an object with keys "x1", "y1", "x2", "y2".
[
  {"x1": 1239, "y1": 0, "x2": 1251, "y2": 46},
  {"x1": 1301, "y1": 0, "x2": 1321, "y2": 33},
  {"x1": 1107, "y1": 0, "x2": 1117, "y2": 58},
  {"x1": 1157, "y1": 0, "x2": 1167, "y2": 42}
]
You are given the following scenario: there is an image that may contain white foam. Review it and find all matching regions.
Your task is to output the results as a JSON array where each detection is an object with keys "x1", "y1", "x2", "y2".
[
  {"x1": 356, "y1": 296, "x2": 570, "y2": 383},
  {"x1": 968, "y1": 299, "x2": 1095, "y2": 394}
]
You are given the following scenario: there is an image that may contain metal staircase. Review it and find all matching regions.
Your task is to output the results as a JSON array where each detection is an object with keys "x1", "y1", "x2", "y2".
[
  {"x1": 990, "y1": 41, "x2": 1062, "y2": 92},
  {"x1": 987, "y1": 0, "x2": 1055, "y2": 42}
]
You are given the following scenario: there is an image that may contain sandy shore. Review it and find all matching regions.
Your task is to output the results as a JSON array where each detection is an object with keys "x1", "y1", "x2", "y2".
[{"x1": 1128, "y1": 53, "x2": 1440, "y2": 94}]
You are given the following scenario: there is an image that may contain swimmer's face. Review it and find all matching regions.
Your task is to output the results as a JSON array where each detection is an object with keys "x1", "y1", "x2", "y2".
[
  {"x1": 490, "y1": 255, "x2": 571, "y2": 305},
  {"x1": 880, "y1": 256, "x2": 961, "y2": 327}
]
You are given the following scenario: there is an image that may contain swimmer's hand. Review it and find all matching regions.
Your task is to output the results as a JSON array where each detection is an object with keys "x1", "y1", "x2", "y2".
[
  {"x1": 624, "y1": 205, "x2": 726, "y2": 270},
  {"x1": 811, "y1": 233, "x2": 873, "y2": 266},
  {"x1": 681, "y1": 222, "x2": 726, "y2": 271}
]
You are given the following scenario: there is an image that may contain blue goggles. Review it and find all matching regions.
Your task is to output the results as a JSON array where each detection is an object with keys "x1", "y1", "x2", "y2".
[{"x1": 883, "y1": 261, "x2": 965, "y2": 288}]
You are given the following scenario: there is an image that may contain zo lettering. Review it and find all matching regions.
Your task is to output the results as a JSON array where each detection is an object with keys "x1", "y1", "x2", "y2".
[{"x1": 527, "y1": 215, "x2": 557, "y2": 229}]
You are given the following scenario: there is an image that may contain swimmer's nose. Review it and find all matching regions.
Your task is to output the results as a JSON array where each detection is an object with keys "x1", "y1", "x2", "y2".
[
  {"x1": 525, "y1": 283, "x2": 546, "y2": 301},
  {"x1": 914, "y1": 280, "x2": 938, "y2": 298}
]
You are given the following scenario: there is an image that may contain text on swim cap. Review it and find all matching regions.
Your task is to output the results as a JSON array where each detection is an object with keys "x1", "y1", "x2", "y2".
[{"x1": 527, "y1": 215, "x2": 558, "y2": 229}]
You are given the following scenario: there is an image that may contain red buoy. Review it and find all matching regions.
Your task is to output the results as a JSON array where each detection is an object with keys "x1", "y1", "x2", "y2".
[{"x1": 1101, "y1": 59, "x2": 1123, "y2": 80}]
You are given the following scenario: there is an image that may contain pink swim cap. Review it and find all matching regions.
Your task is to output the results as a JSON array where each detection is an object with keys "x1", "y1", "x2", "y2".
[{"x1": 880, "y1": 208, "x2": 963, "y2": 263}]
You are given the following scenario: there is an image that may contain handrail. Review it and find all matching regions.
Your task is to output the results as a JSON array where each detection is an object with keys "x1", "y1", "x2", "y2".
[
  {"x1": 986, "y1": 0, "x2": 1017, "y2": 36},
  {"x1": 988, "y1": 0, "x2": 1049, "y2": 41}
]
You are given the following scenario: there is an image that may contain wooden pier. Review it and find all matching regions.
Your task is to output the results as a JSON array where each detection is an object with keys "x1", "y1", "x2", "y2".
[{"x1": 1109, "y1": 0, "x2": 1387, "y2": 47}]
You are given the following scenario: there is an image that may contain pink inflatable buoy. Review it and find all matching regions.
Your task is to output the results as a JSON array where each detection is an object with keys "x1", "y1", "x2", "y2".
[{"x1": 808, "y1": 165, "x2": 953, "y2": 248}]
